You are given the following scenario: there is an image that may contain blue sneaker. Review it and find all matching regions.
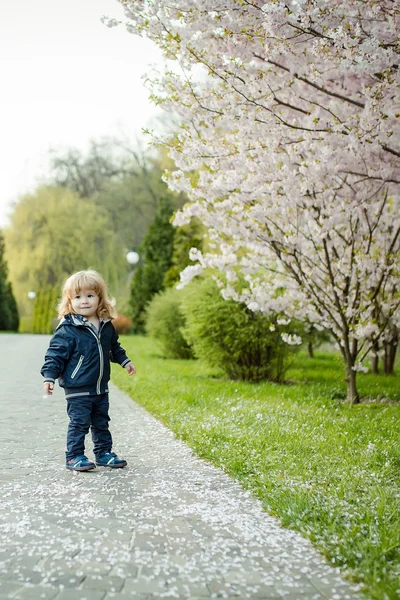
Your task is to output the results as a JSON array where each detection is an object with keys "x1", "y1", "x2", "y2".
[
  {"x1": 66, "y1": 455, "x2": 96, "y2": 471},
  {"x1": 96, "y1": 452, "x2": 127, "y2": 469}
]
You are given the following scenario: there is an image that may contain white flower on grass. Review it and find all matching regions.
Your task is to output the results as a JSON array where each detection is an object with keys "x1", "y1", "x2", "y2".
[
  {"x1": 269, "y1": 324, "x2": 276, "y2": 331},
  {"x1": 277, "y1": 318, "x2": 291, "y2": 325},
  {"x1": 248, "y1": 302, "x2": 260, "y2": 311},
  {"x1": 281, "y1": 333, "x2": 302, "y2": 345}
]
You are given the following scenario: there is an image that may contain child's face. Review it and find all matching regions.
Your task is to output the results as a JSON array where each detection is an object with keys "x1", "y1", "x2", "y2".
[{"x1": 70, "y1": 289, "x2": 99, "y2": 318}]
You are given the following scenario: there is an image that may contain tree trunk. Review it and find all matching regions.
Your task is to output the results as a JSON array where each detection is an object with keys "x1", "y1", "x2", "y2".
[
  {"x1": 345, "y1": 366, "x2": 360, "y2": 404},
  {"x1": 384, "y1": 340, "x2": 398, "y2": 375},
  {"x1": 339, "y1": 334, "x2": 360, "y2": 404},
  {"x1": 308, "y1": 341, "x2": 314, "y2": 359},
  {"x1": 371, "y1": 341, "x2": 379, "y2": 374}
]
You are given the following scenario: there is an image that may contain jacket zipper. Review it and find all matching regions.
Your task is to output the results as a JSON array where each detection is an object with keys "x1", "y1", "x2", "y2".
[
  {"x1": 71, "y1": 355, "x2": 84, "y2": 379},
  {"x1": 87, "y1": 323, "x2": 105, "y2": 395},
  {"x1": 97, "y1": 337, "x2": 103, "y2": 394}
]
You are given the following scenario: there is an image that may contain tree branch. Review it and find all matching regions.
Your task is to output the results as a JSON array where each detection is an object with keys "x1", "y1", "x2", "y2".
[{"x1": 254, "y1": 54, "x2": 365, "y2": 109}]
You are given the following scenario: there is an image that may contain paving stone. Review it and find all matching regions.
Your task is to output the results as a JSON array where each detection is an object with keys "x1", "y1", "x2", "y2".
[
  {"x1": 0, "y1": 580, "x2": 24, "y2": 596},
  {"x1": 81, "y1": 576, "x2": 124, "y2": 593},
  {"x1": 110, "y1": 564, "x2": 139, "y2": 579},
  {"x1": 279, "y1": 594, "x2": 327, "y2": 600},
  {"x1": 225, "y1": 570, "x2": 264, "y2": 585},
  {"x1": 132, "y1": 534, "x2": 168, "y2": 551},
  {"x1": 175, "y1": 581, "x2": 211, "y2": 597},
  {"x1": 13, "y1": 585, "x2": 59, "y2": 600},
  {"x1": 6, "y1": 569, "x2": 44, "y2": 586},
  {"x1": 0, "y1": 336, "x2": 365, "y2": 600},
  {"x1": 7, "y1": 559, "x2": 41, "y2": 572},
  {"x1": 309, "y1": 576, "x2": 353, "y2": 595},
  {"x1": 141, "y1": 565, "x2": 182, "y2": 579},
  {"x1": 104, "y1": 594, "x2": 149, "y2": 600},
  {"x1": 122, "y1": 576, "x2": 169, "y2": 594},
  {"x1": 75, "y1": 563, "x2": 112, "y2": 577},
  {"x1": 276, "y1": 579, "x2": 327, "y2": 597},
  {"x1": 162, "y1": 541, "x2": 203, "y2": 555},
  {"x1": 55, "y1": 590, "x2": 106, "y2": 600}
]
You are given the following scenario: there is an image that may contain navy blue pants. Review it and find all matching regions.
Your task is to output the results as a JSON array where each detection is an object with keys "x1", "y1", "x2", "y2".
[{"x1": 66, "y1": 393, "x2": 112, "y2": 461}]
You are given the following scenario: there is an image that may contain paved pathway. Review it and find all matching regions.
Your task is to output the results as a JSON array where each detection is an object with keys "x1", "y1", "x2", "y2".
[{"x1": 0, "y1": 335, "x2": 364, "y2": 600}]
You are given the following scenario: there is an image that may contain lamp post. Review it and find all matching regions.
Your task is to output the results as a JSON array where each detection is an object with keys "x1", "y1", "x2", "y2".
[
  {"x1": 27, "y1": 291, "x2": 36, "y2": 333},
  {"x1": 125, "y1": 251, "x2": 140, "y2": 333},
  {"x1": 126, "y1": 251, "x2": 139, "y2": 266},
  {"x1": 126, "y1": 251, "x2": 140, "y2": 283}
]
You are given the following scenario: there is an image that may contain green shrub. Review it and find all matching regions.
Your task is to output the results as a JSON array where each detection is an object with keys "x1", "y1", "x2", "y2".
[
  {"x1": 145, "y1": 287, "x2": 193, "y2": 359},
  {"x1": 181, "y1": 279, "x2": 299, "y2": 382}
]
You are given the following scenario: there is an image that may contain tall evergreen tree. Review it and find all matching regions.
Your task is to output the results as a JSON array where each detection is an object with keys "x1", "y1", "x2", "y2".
[
  {"x1": 5, "y1": 282, "x2": 19, "y2": 331},
  {"x1": 164, "y1": 218, "x2": 204, "y2": 288},
  {"x1": 0, "y1": 230, "x2": 19, "y2": 331},
  {"x1": 130, "y1": 197, "x2": 175, "y2": 333}
]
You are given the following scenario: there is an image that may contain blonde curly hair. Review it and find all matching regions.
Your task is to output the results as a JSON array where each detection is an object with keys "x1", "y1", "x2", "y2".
[{"x1": 57, "y1": 270, "x2": 117, "y2": 320}]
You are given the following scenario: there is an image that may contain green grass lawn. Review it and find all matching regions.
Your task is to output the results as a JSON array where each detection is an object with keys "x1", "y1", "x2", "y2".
[{"x1": 112, "y1": 336, "x2": 400, "y2": 600}]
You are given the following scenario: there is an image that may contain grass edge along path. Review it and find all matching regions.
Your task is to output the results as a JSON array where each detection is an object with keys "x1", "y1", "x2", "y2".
[{"x1": 111, "y1": 335, "x2": 400, "y2": 600}]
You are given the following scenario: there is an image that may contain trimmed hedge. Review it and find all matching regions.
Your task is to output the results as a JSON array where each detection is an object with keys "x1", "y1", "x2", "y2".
[
  {"x1": 145, "y1": 287, "x2": 193, "y2": 359},
  {"x1": 180, "y1": 279, "x2": 299, "y2": 382}
]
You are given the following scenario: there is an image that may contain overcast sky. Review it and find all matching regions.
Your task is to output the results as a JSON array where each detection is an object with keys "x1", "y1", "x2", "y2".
[{"x1": 0, "y1": 0, "x2": 164, "y2": 226}]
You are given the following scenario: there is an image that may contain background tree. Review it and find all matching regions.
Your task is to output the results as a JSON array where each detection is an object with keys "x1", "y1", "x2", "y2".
[
  {"x1": 114, "y1": 0, "x2": 400, "y2": 403},
  {"x1": 49, "y1": 137, "x2": 186, "y2": 253},
  {"x1": 130, "y1": 197, "x2": 175, "y2": 332},
  {"x1": 0, "y1": 231, "x2": 19, "y2": 331},
  {"x1": 4, "y1": 186, "x2": 125, "y2": 320},
  {"x1": 32, "y1": 287, "x2": 60, "y2": 334},
  {"x1": 5, "y1": 134, "x2": 189, "y2": 324},
  {"x1": 48, "y1": 137, "x2": 132, "y2": 198},
  {"x1": 371, "y1": 319, "x2": 398, "y2": 376},
  {"x1": 4, "y1": 282, "x2": 19, "y2": 332}
]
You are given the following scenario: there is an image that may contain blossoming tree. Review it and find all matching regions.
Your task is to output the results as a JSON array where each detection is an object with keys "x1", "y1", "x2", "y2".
[{"x1": 110, "y1": 0, "x2": 400, "y2": 403}]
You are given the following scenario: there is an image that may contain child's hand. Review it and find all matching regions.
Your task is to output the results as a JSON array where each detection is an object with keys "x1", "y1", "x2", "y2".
[
  {"x1": 124, "y1": 362, "x2": 136, "y2": 376},
  {"x1": 43, "y1": 381, "x2": 54, "y2": 396}
]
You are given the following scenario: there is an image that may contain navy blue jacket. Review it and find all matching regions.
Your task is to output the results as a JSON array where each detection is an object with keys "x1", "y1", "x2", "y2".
[{"x1": 41, "y1": 313, "x2": 131, "y2": 399}]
